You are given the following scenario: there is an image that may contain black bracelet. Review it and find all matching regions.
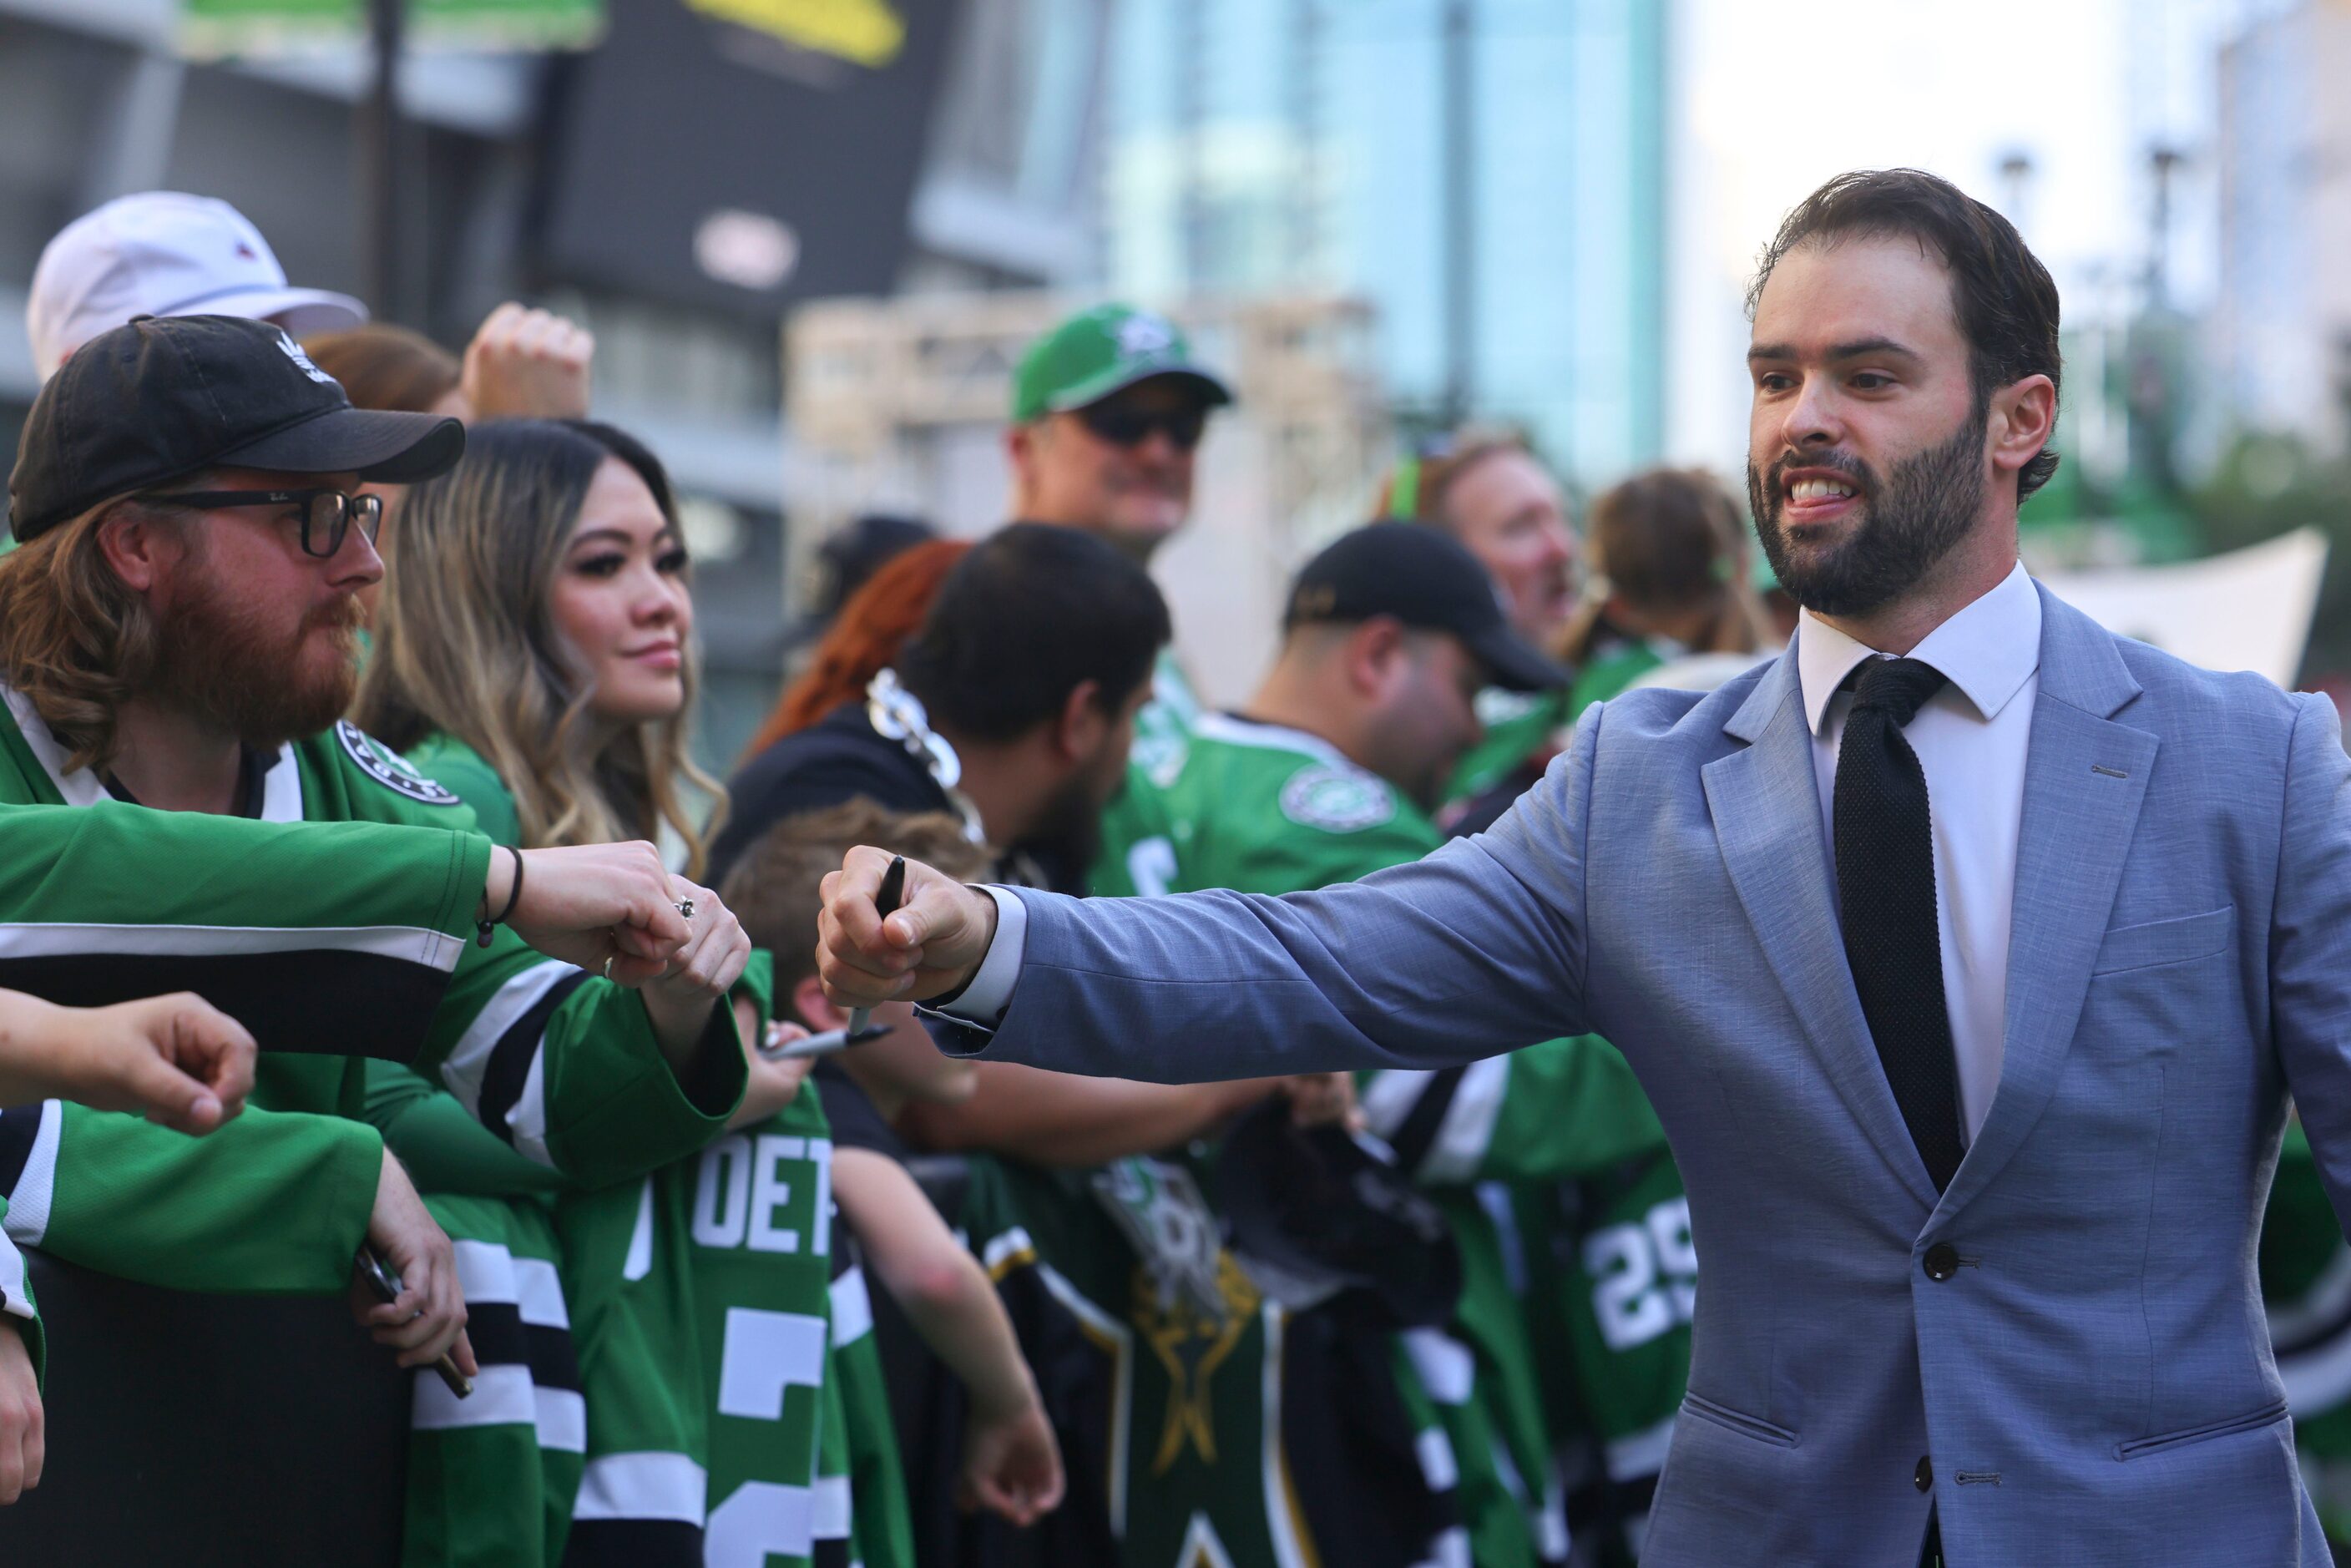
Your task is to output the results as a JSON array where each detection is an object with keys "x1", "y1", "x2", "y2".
[{"x1": 475, "y1": 846, "x2": 525, "y2": 948}]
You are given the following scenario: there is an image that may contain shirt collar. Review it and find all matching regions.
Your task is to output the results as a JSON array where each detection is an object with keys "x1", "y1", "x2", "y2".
[{"x1": 1797, "y1": 560, "x2": 2041, "y2": 737}]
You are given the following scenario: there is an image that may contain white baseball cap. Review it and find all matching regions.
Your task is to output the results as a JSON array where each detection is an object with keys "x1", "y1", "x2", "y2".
[{"x1": 27, "y1": 191, "x2": 367, "y2": 383}]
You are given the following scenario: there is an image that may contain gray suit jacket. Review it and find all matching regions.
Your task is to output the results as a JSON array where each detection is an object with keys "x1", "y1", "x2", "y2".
[{"x1": 949, "y1": 585, "x2": 2351, "y2": 1565}]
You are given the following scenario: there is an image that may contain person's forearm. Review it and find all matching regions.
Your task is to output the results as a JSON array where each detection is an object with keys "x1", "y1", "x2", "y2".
[
  {"x1": 895, "y1": 1248, "x2": 1039, "y2": 1418},
  {"x1": 0, "y1": 992, "x2": 73, "y2": 1105},
  {"x1": 897, "y1": 1061, "x2": 1277, "y2": 1166}
]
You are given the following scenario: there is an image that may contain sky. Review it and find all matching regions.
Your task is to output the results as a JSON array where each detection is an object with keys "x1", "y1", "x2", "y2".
[{"x1": 1664, "y1": 0, "x2": 2258, "y2": 474}]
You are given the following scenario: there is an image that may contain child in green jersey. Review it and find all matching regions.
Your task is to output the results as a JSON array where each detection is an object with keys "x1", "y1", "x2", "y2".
[
  {"x1": 353, "y1": 417, "x2": 811, "y2": 1566},
  {"x1": 725, "y1": 799, "x2": 1068, "y2": 1554}
]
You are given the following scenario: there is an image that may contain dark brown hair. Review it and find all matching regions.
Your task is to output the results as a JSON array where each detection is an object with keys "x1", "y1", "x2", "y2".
[
  {"x1": 1747, "y1": 168, "x2": 2061, "y2": 500},
  {"x1": 302, "y1": 325, "x2": 461, "y2": 415},
  {"x1": 1566, "y1": 468, "x2": 1773, "y2": 660},
  {"x1": 720, "y1": 800, "x2": 989, "y2": 992}
]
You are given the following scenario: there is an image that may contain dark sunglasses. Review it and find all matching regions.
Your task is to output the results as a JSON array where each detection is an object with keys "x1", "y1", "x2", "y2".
[
  {"x1": 137, "y1": 488, "x2": 385, "y2": 559},
  {"x1": 1075, "y1": 402, "x2": 1209, "y2": 452}
]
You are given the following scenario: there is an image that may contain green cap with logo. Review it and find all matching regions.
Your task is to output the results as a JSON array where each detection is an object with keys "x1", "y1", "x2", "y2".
[{"x1": 1010, "y1": 303, "x2": 1235, "y2": 423}]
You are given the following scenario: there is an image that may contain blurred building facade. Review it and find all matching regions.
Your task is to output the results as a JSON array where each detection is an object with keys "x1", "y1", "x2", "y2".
[
  {"x1": 0, "y1": 0, "x2": 1105, "y2": 764},
  {"x1": 2215, "y1": 0, "x2": 2351, "y2": 453},
  {"x1": 1097, "y1": 0, "x2": 1669, "y2": 491}
]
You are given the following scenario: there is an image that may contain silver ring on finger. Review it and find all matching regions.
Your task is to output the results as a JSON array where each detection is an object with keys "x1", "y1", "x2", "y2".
[
  {"x1": 675, "y1": 898, "x2": 695, "y2": 919},
  {"x1": 602, "y1": 954, "x2": 616, "y2": 980}
]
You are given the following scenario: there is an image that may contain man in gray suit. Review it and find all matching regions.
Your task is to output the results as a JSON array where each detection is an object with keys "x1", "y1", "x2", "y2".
[{"x1": 817, "y1": 169, "x2": 2351, "y2": 1565}]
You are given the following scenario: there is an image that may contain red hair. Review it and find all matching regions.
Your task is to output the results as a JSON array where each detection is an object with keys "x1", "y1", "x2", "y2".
[{"x1": 742, "y1": 538, "x2": 970, "y2": 761}]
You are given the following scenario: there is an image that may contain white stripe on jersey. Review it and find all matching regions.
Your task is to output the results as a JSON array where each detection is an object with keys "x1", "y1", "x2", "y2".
[
  {"x1": 3, "y1": 1101, "x2": 63, "y2": 1247},
  {"x1": 572, "y1": 1451, "x2": 708, "y2": 1524},
  {"x1": 508, "y1": 1044, "x2": 553, "y2": 1168},
  {"x1": 623, "y1": 1177, "x2": 655, "y2": 1282},
  {"x1": 831, "y1": 1264, "x2": 873, "y2": 1348},
  {"x1": 1359, "y1": 1070, "x2": 1436, "y2": 1140},
  {"x1": 0, "y1": 1230, "x2": 29, "y2": 1325},
  {"x1": 514, "y1": 1256, "x2": 569, "y2": 1328},
  {"x1": 536, "y1": 1387, "x2": 587, "y2": 1454},
  {"x1": 0, "y1": 921, "x2": 463, "y2": 974},
  {"x1": 449, "y1": 1237, "x2": 519, "y2": 1305},
  {"x1": 1402, "y1": 1327, "x2": 1475, "y2": 1406},
  {"x1": 1413, "y1": 1425, "x2": 1459, "y2": 1492},
  {"x1": 439, "y1": 959, "x2": 571, "y2": 1120},
  {"x1": 1606, "y1": 1410, "x2": 1678, "y2": 1482},
  {"x1": 413, "y1": 1363, "x2": 536, "y2": 1431},
  {"x1": 1416, "y1": 1057, "x2": 1511, "y2": 1184},
  {"x1": 813, "y1": 1473, "x2": 852, "y2": 1539},
  {"x1": 1411, "y1": 1525, "x2": 1474, "y2": 1568}
]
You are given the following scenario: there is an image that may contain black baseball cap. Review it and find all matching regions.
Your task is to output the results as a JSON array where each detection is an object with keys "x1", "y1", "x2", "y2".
[
  {"x1": 8, "y1": 312, "x2": 465, "y2": 543},
  {"x1": 1283, "y1": 519, "x2": 1569, "y2": 692}
]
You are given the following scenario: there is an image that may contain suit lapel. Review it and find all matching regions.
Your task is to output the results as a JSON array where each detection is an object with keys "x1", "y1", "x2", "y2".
[
  {"x1": 1704, "y1": 655, "x2": 1940, "y2": 1210},
  {"x1": 1939, "y1": 588, "x2": 2156, "y2": 1218}
]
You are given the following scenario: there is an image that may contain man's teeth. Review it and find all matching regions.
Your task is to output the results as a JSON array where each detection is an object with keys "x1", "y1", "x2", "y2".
[{"x1": 1789, "y1": 478, "x2": 1855, "y2": 502}]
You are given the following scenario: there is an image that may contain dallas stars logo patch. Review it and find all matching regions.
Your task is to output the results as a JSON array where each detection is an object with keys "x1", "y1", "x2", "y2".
[
  {"x1": 1279, "y1": 764, "x2": 1394, "y2": 833},
  {"x1": 1116, "y1": 312, "x2": 1176, "y2": 357},
  {"x1": 335, "y1": 721, "x2": 462, "y2": 806}
]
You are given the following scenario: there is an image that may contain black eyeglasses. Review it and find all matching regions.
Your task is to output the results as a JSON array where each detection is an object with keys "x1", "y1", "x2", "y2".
[
  {"x1": 138, "y1": 488, "x2": 385, "y2": 559},
  {"x1": 1075, "y1": 402, "x2": 1209, "y2": 452}
]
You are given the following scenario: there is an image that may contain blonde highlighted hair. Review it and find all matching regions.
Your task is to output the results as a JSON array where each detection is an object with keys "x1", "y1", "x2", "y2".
[
  {"x1": 350, "y1": 419, "x2": 725, "y2": 873},
  {"x1": 0, "y1": 496, "x2": 179, "y2": 775}
]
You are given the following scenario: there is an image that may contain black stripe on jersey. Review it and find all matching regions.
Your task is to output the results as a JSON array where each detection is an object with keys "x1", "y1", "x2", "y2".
[
  {"x1": 562, "y1": 1519, "x2": 701, "y2": 1567},
  {"x1": 527, "y1": 1322, "x2": 581, "y2": 1393},
  {"x1": 0, "y1": 1103, "x2": 37, "y2": 1196},
  {"x1": 1386, "y1": 1065, "x2": 1469, "y2": 1173},
  {"x1": 813, "y1": 1539, "x2": 850, "y2": 1568},
  {"x1": 476, "y1": 970, "x2": 589, "y2": 1146},
  {"x1": 0, "y1": 950, "x2": 443, "y2": 1061},
  {"x1": 459, "y1": 1301, "x2": 528, "y2": 1368}
]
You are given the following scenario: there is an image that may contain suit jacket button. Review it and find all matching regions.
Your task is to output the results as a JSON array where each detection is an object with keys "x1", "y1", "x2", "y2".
[
  {"x1": 1923, "y1": 1242, "x2": 1959, "y2": 1281},
  {"x1": 1914, "y1": 1455, "x2": 1934, "y2": 1492}
]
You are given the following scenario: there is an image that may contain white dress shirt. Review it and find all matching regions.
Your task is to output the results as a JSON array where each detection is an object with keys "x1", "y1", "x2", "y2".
[
  {"x1": 950, "y1": 563, "x2": 2045, "y2": 1148},
  {"x1": 1797, "y1": 560, "x2": 2041, "y2": 1142}
]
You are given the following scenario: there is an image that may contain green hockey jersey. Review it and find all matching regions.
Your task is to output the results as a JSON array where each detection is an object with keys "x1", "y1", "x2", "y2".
[
  {"x1": 0, "y1": 686, "x2": 748, "y2": 1187},
  {"x1": 1093, "y1": 650, "x2": 1199, "y2": 899},
  {"x1": 562, "y1": 1085, "x2": 842, "y2": 1567}
]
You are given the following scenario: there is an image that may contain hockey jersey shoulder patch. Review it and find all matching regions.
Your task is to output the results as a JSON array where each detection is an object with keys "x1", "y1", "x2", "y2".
[
  {"x1": 335, "y1": 721, "x2": 463, "y2": 806},
  {"x1": 1278, "y1": 762, "x2": 1395, "y2": 833}
]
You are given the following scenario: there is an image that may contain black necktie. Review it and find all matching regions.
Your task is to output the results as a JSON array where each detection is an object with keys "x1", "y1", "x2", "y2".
[{"x1": 1834, "y1": 656, "x2": 1965, "y2": 1191}]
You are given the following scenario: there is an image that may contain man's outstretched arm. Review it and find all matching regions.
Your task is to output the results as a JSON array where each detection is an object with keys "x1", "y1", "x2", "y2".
[{"x1": 820, "y1": 710, "x2": 1600, "y2": 1083}]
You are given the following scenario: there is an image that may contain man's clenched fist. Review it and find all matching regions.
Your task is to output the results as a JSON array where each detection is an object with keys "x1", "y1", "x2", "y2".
[{"x1": 817, "y1": 846, "x2": 999, "y2": 1011}]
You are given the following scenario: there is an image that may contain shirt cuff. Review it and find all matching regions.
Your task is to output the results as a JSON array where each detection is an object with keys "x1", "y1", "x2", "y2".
[{"x1": 935, "y1": 884, "x2": 1026, "y2": 1024}]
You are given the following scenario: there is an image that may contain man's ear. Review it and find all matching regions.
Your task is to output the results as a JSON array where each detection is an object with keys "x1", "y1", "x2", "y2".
[
  {"x1": 1054, "y1": 678, "x2": 1106, "y2": 764},
  {"x1": 1989, "y1": 374, "x2": 2057, "y2": 488},
  {"x1": 96, "y1": 500, "x2": 181, "y2": 595},
  {"x1": 1345, "y1": 616, "x2": 1408, "y2": 697},
  {"x1": 1006, "y1": 421, "x2": 1044, "y2": 504},
  {"x1": 792, "y1": 973, "x2": 847, "y2": 1033}
]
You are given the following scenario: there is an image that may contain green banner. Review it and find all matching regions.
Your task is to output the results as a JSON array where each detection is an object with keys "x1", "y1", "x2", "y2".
[{"x1": 181, "y1": 0, "x2": 604, "y2": 57}]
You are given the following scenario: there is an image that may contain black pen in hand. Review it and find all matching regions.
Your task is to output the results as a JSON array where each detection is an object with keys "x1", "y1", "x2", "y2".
[{"x1": 847, "y1": 856, "x2": 907, "y2": 1039}]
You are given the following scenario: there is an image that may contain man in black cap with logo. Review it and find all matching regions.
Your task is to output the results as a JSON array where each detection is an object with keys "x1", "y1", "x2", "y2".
[{"x1": 0, "y1": 316, "x2": 776, "y2": 1454}]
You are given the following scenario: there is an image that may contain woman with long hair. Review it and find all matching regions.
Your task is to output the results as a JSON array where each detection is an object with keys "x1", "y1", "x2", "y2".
[
  {"x1": 1556, "y1": 466, "x2": 1777, "y2": 711},
  {"x1": 351, "y1": 418, "x2": 829, "y2": 1568}
]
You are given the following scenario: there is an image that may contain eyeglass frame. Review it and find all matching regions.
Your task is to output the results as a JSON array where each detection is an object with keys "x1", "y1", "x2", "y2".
[{"x1": 134, "y1": 487, "x2": 385, "y2": 559}]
